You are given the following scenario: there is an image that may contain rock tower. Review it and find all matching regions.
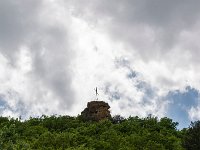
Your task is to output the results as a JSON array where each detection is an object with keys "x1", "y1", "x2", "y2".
[{"x1": 81, "y1": 101, "x2": 111, "y2": 121}]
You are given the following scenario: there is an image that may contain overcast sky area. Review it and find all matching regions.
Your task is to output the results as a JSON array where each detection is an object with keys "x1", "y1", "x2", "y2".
[{"x1": 0, "y1": 0, "x2": 200, "y2": 129}]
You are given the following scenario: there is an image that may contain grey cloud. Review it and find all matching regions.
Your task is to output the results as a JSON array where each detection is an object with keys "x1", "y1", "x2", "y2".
[
  {"x1": 78, "y1": 0, "x2": 200, "y2": 31},
  {"x1": 69, "y1": 0, "x2": 200, "y2": 60},
  {"x1": 30, "y1": 23, "x2": 75, "y2": 109},
  {"x1": 0, "y1": 0, "x2": 75, "y2": 115},
  {"x1": 0, "y1": 0, "x2": 41, "y2": 60}
]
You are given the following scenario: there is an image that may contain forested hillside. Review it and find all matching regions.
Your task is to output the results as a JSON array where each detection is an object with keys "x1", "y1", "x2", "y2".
[{"x1": 0, "y1": 115, "x2": 199, "y2": 150}]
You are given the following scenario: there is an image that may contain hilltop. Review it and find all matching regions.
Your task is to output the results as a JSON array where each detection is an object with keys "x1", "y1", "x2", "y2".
[{"x1": 0, "y1": 101, "x2": 199, "y2": 149}]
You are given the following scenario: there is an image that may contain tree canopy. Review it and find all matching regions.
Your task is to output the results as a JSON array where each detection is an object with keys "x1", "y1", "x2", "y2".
[{"x1": 0, "y1": 115, "x2": 197, "y2": 149}]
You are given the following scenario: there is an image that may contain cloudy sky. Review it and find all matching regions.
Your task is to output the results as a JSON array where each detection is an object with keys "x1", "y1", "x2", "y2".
[{"x1": 1, "y1": 0, "x2": 200, "y2": 128}]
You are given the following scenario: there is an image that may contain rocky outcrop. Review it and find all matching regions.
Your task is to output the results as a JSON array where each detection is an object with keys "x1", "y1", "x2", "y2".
[{"x1": 81, "y1": 101, "x2": 111, "y2": 121}]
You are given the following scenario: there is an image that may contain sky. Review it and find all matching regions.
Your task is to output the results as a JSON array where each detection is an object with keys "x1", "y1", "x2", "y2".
[{"x1": 0, "y1": 0, "x2": 200, "y2": 129}]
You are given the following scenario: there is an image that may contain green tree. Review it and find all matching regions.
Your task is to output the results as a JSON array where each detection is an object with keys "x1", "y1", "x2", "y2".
[{"x1": 183, "y1": 121, "x2": 200, "y2": 150}]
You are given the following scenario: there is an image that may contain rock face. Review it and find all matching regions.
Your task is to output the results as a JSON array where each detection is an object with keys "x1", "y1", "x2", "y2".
[{"x1": 81, "y1": 101, "x2": 111, "y2": 121}]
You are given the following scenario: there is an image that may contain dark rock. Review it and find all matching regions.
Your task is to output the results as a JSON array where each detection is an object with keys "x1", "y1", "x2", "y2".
[{"x1": 81, "y1": 101, "x2": 111, "y2": 121}]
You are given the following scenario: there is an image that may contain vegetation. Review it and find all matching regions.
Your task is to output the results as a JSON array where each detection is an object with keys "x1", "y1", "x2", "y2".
[{"x1": 0, "y1": 115, "x2": 198, "y2": 149}]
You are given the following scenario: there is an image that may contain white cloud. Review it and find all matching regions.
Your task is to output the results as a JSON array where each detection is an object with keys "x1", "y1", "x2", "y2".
[
  {"x1": 189, "y1": 106, "x2": 200, "y2": 121},
  {"x1": 0, "y1": 0, "x2": 200, "y2": 124}
]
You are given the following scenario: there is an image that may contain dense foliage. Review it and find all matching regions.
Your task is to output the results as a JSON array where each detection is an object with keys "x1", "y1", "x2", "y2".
[
  {"x1": 182, "y1": 121, "x2": 200, "y2": 150},
  {"x1": 0, "y1": 115, "x2": 197, "y2": 149}
]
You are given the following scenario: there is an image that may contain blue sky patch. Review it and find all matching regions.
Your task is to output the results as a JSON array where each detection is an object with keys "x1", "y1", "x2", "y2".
[{"x1": 166, "y1": 86, "x2": 199, "y2": 129}]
